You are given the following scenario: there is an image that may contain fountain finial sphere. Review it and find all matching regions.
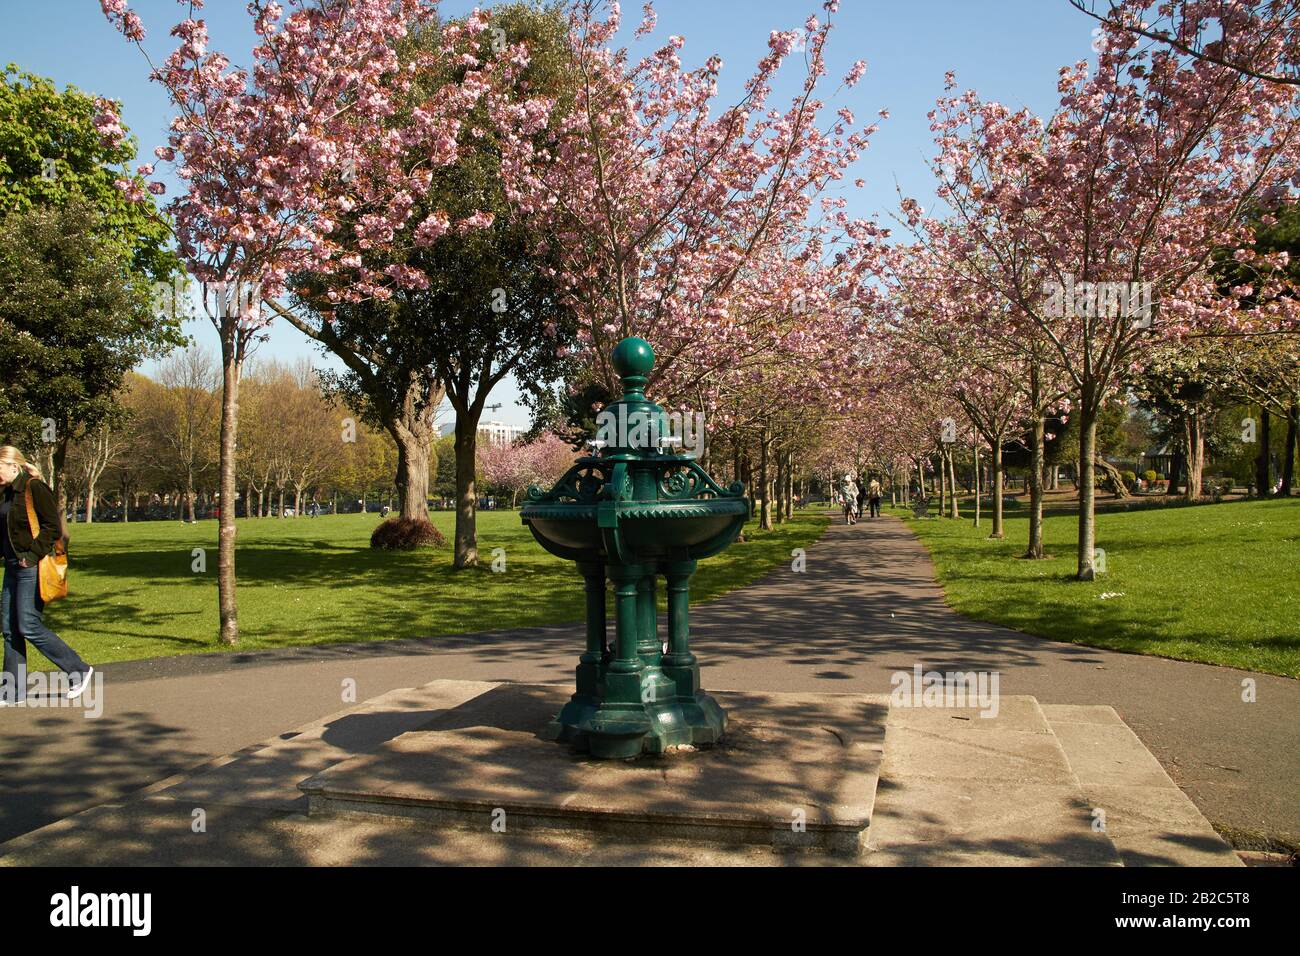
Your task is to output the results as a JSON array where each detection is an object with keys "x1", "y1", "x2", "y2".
[{"x1": 610, "y1": 336, "x2": 654, "y2": 380}]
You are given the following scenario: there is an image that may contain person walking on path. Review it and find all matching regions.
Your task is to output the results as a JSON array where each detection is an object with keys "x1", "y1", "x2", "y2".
[
  {"x1": 839, "y1": 474, "x2": 860, "y2": 525},
  {"x1": 867, "y1": 475, "x2": 882, "y2": 518},
  {"x1": 0, "y1": 446, "x2": 93, "y2": 705}
]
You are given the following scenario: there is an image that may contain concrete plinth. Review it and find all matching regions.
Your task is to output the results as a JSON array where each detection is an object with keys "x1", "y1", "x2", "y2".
[
  {"x1": 0, "y1": 680, "x2": 1241, "y2": 866},
  {"x1": 300, "y1": 683, "x2": 887, "y2": 856}
]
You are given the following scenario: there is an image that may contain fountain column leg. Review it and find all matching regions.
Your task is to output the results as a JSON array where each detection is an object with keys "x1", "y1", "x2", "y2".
[
  {"x1": 580, "y1": 560, "x2": 606, "y2": 682},
  {"x1": 610, "y1": 563, "x2": 642, "y2": 670},
  {"x1": 548, "y1": 560, "x2": 605, "y2": 742},
  {"x1": 661, "y1": 559, "x2": 697, "y2": 672},
  {"x1": 660, "y1": 558, "x2": 725, "y2": 745},
  {"x1": 579, "y1": 562, "x2": 652, "y2": 758},
  {"x1": 636, "y1": 567, "x2": 682, "y2": 749},
  {"x1": 636, "y1": 572, "x2": 660, "y2": 666}
]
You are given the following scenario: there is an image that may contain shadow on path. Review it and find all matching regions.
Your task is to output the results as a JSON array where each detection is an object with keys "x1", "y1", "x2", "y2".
[{"x1": 2, "y1": 513, "x2": 1296, "y2": 851}]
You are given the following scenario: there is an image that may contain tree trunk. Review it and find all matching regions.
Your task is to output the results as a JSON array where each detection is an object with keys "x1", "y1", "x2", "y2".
[
  {"x1": 1184, "y1": 410, "x2": 1205, "y2": 501},
  {"x1": 1026, "y1": 416, "x2": 1045, "y2": 559},
  {"x1": 216, "y1": 323, "x2": 243, "y2": 646},
  {"x1": 774, "y1": 448, "x2": 786, "y2": 524},
  {"x1": 990, "y1": 439, "x2": 1007, "y2": 539},
  {"x1": 51, "y1": 435, "x2": 69, "y2": 536},
  {"x1": 938, "y1": 453, "x2": 948, "y2": 516},
  {"x1": 85, "y1": 482, "x2": 96, "y2": 524},
  {"x1": 787, "y1": 453, "x2": 795, "y2": 516},
  {"x1": 1076, "y1": 395, "x2": 1099, "y2": 581},
  {"x1": 758, "y1": 429, "x2": 773, "y2": 531},
  {"x1": 947, "y1": 449, "x2": 959, "y2": 518},
  {"x1": 390, "y1": 413, "x2": 433, "y2": 522},
  {"x1": 1255, "y1": 407, "x2": 1271, "y2": 497},
  {"x1": 1094, "y1": 457, "x2": 1129, "y2": 499},
  {"x1": 1281, "y1": 405, "x2": 1297, "y2": 497},
  {"x1": 453, "y1": 413, "x2": 480, "y2": 568}
]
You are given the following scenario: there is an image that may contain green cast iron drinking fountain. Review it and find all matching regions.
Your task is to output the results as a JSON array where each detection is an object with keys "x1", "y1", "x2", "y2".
[{"x1": 521, "y1": 336, "x2": 749, "y2": 759}]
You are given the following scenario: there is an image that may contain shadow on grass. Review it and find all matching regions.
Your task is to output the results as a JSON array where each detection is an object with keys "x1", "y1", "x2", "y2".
[{"x1": 47, "y1": 515, "x2": 829, "y2": 664}]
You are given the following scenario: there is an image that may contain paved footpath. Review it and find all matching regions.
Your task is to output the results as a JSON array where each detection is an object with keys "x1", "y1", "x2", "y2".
[{"x1": 1, "y1": 514, "x2": 1296, "y2": 851}]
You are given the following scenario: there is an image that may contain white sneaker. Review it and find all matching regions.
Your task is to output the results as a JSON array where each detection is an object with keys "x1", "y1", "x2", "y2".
[{"x1": 67, "y1": 666, "x2": 94, "y2": 700}]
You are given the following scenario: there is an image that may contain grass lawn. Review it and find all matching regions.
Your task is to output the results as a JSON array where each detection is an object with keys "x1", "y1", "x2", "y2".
[
  {"x1": 24, "y1": 508, "x2": 828, "y2": 668},
  {"x1": 889, "y1": 497, "x2": 1300, "y2": 677}
]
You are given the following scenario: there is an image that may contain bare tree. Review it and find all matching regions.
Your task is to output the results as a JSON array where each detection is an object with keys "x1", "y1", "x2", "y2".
[{"x1": 149, "y1": 346, "x2": 219, "y2": 522}]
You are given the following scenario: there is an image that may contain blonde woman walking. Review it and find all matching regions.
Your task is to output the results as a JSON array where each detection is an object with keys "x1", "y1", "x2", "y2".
[
  {"x1": 839, "y1": 473, "x2": 860, "y2": 525},
  {"x1": 0, "y1": 447, "x2": 92, "y2": 705}
]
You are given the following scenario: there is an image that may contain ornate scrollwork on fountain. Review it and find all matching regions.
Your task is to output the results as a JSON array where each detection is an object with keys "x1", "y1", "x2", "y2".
[
  {"x1": 526, "y1": 459, "x2": 610, "y2": 504},
  {"x1": 658, "y1": 460, "x2": 746, "y2": 501}
]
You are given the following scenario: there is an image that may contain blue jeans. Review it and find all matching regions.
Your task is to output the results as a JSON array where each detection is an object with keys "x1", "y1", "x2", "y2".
[{"x1": 2, "y1": 561, "x2": 89, "y2": 703}]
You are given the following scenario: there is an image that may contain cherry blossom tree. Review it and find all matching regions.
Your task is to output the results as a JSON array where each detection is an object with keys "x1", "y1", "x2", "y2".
[
  {"x1": 477, "y1": 431, "x2": 574, "y2": 508},
  {"x1": 1069, "y1": 0, "x2": 1300, "y2": 87},
  {"x1": 904, "y1": 20, "x2": 1300, "y2": 578},
  {"x1": 102, "y1": 0, "x2": 495, "y2": 643},
  {"x1": 880, "y1": 245, "x2": 1037, "y2": 537},
  {"x1": 500, "y1": 0, "x2": 883, "y2": 407},
  {"x1": 275, "y1": 3, "x2": 567, "y2": 571}
]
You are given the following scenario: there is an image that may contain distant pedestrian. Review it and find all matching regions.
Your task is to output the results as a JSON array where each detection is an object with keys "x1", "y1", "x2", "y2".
[
  {"x1": 0, "y1": 446, "x2": 93, "y2": 705},
  {"x1": 868, "y1": 476, "x2": 882, "y2": 518},
  {"x1": 839, "y1": 474, "x2": 860, "y2": 525}
]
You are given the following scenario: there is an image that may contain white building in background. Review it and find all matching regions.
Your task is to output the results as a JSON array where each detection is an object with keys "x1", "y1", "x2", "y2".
[{"x1": 440, "y1": 420, "x2": 527, "y2": 447}]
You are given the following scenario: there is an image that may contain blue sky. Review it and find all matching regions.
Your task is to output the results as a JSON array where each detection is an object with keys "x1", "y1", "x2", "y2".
[{"x1": 3, "y1": 0, "x2": 1099, "y2": 426}]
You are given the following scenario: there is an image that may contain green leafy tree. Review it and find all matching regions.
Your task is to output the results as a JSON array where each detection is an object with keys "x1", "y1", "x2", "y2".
[
  {"x1": 0, "y1": 199, "x2": 182, "y2": 512},
  {"x1": 1129, "y1": 340, "x2": 1237, "y2": 499},
  {"x1": 433, "y1": 432, "x2": 457, "y2": 501},
  {"x1": 1210, "y1": 203, "x2": 1300, "y2": 496},
  {"x1": 1040, "y1": 401, "x2": 1130, "y2": 496},
  {"x1": 0, "y1": 65, "x2": 176, "y2": 280},
  {"x1": 0, "y1": 66, "x2": 183, "y2": 503}
]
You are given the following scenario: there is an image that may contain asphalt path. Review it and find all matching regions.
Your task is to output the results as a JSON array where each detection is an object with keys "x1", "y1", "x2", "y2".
[{"x1": 2, "y1": 513, "x2": 1295, "y2": 850}]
